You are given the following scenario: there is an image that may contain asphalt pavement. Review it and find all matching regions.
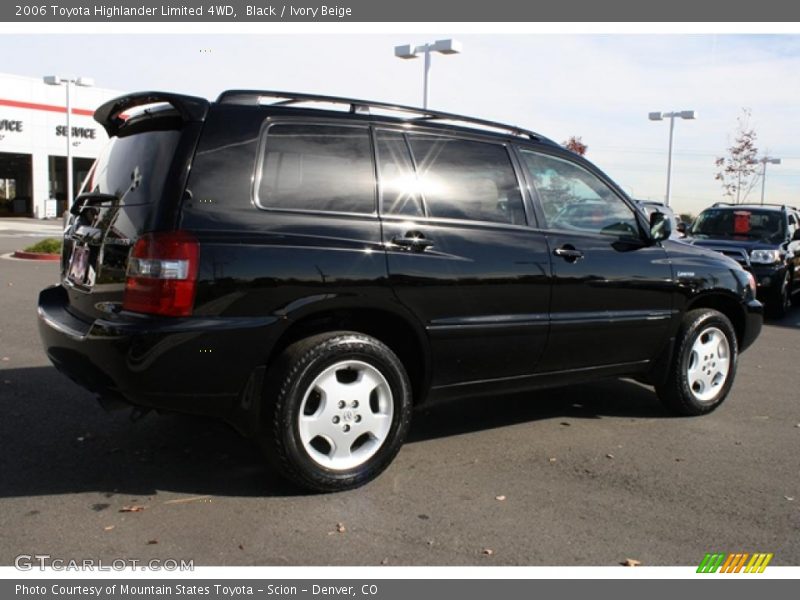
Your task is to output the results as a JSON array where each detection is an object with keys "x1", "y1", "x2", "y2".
[{"x1": 0, "y1": 228, "x2": 798, "y2": 566}]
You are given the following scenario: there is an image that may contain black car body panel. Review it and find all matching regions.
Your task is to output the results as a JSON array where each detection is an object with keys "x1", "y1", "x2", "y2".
[{"x1": 38, "y1": 90, "x2": 764, "y2": 435}]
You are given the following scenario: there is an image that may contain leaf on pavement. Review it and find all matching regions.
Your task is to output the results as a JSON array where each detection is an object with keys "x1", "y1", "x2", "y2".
[
  {"x1": 495, "y1": 495, "x2": 506, "y2": 501},
  {"x1": 621, "y1": 558, "x2": 641, "y2": 567},
  {"x1": 119, "y1": 505, "x2": 146, "y2": 513},
  {"x1": 336, "y1": 522, "x2": 346, "y2": 533},
  {"x1": 481, "y1": 548, "x2": 494, "y2": 556}
]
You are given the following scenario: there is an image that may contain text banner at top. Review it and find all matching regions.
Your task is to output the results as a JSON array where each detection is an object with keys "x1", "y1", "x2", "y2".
[{"x1": 3, "y1": 0, "x2": 800, "y2": 22}]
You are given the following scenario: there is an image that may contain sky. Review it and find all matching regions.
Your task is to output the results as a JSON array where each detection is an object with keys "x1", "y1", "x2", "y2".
[{"x1": 2, "y1": 33, "x2": 799, "y2": 216}]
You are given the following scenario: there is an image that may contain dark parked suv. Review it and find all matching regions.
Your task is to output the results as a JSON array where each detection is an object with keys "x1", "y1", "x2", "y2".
[
  {"x1": 685, "y1": 203, "x2": 800, "y2": 317},
  {"x1": 38, "y1": 91, "x2": 763, "y2": 491}
]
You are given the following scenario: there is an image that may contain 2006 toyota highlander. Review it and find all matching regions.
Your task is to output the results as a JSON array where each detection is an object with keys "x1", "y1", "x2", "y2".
[{"x1": 38, "y1": 90, "x2": 763, "y2": 491}]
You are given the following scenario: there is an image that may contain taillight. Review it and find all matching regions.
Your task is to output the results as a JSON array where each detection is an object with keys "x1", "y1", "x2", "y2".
[{"x1": 123, "y1": 231, "x2": 199, "y2": 317}]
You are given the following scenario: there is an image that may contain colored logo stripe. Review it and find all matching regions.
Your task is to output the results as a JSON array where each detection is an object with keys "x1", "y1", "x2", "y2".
[
  {"x1": 697, "y1": 552, "x2": 773, "y2": 573},
  {"x1": 745, "y1": 553, "x2": 773, "y2": 573},
  {"x1": 697, "y1": 553, "x2": 726, "y2": 573}
]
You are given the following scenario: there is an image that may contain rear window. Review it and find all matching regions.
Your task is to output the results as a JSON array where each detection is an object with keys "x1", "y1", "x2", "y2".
[
  {"x1": 81, "y1": 130, "x2": 181, "y2": 205},
  {"x1": 255, "y1": 123, "x2": 376, "y2": 214}
]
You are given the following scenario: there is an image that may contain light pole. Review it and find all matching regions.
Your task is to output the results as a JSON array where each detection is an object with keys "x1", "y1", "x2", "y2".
[
  {"x1": 757, "y1": 157, "x2": 781, "y2": 205},
  {"x1": 44, "y1": 75, "x2": 94, "y2": 212},
  {"x1": 648, "y1": 110, "x2": 697, "y2": 207},
  {"x1": 394, "y1": 39, "x2": 462, "y2": 109}
]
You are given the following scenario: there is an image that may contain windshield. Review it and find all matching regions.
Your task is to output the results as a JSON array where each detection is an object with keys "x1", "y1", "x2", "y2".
[{"x1": 690, "y1": 208, "x2": 785, "y2": 243}]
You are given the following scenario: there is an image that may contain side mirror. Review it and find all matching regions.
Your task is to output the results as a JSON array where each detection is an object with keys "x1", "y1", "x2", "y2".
[
  {"x1": 792, "y1": 229, "x2": 800, "y2": 242},
  {"x1": 650, "y1": 211, "x2": 672, "y2": 242}
]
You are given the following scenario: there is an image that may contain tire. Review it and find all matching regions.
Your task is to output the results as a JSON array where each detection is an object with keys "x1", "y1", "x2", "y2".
[
  {"x1": 768, "y1": 271, "x2": 791, "y2": 319},
  {"x1": 259, "y1": 331, "x2": 413, "y2": 492},
  {"x1": 655, "y1": 309, "x2": 738, "y2": 416}
]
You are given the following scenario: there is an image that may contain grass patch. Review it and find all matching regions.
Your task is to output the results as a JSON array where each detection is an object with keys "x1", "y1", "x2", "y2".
[{"x1": 24, "y1": 238, "x2": 62, "y2": 254}]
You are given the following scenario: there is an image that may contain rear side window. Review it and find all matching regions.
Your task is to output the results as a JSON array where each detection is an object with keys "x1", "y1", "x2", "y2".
[
  {"x1": 82, "y1": 130, "x2": 181, "y2": 204},
  {"x1": 256, "y1": 124, "x2": 375, "y2": 214},
  {"x1": 406, "y1": 134, "x2": 526, "y2": 225}
]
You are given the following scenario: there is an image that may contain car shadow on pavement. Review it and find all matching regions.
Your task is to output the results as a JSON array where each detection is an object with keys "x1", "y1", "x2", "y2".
[
  {"x1": 762, "y1": 304, "x2": 800, "y2": 330},
  {"x1": 407, "y1": 378, "x2": 669, "y2": 444},
  {"x1": 0, "y1": 366, "x2": 668, "y2": 499}
]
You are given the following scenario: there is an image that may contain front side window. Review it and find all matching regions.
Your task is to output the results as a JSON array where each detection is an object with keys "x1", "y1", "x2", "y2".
[
  {"x1": 256, "y1": 124, "x2": 375, "y2": 214},
  {"x1": 406, "y1": 134, "x2": 526, "y2": 225},
  {"x1": 787, "y1": 213, "x2": 797, "y2": 238},
  {"x1": 519, "y1": 150, "x2": 640, "y2": 238}
]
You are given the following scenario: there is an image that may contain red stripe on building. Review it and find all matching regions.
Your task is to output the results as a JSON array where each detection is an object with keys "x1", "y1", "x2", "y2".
[{"x1": 0, "y1": 98, "x2": 95, "y2": 117}]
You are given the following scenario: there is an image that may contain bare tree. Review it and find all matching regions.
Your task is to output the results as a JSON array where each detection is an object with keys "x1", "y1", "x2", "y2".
[
  {"x1": 715, "y1": 109, "x2": 760, "y2": 204},
  {"x1": 563, "y1": 136, "x2": 588, "y2": 156}
]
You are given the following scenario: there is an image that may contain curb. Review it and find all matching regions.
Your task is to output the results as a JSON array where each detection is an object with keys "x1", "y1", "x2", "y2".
[{"x1": 11, "y1": 250, "x2": 61, "y2": 261}]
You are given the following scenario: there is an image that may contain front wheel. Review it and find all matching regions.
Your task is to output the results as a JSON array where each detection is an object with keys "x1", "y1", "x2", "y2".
[
  {"x1": 769, "y1": 271, "x2": 792, "y2": 319},
  {"x1": 656, "y1": 309, "x2": 738, "y2": 416},
  {"x1": 260, "y1": 332, "x2": 412, "y2": 492}
]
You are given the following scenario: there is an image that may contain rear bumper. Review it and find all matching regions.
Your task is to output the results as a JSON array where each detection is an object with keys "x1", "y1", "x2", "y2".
[
  {"x1": 37, "y1": 285, "x2": 280, "y2": 419},
  {"x1": 740, "y1": 298, "x2": 763, "y2": 352}
]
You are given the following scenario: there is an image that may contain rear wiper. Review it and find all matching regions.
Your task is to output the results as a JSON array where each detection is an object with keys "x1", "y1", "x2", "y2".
[{"x1": 69, "y1": 192, "x2": 118, "y2": 216}]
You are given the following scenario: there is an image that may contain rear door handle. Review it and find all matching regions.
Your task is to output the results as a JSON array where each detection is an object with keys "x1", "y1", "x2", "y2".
[
  {"x1": 392, "y1": 231, "x2": 434, "y2": 252},
  {"x1": 554, "y1": 246, "x2": 584, "y2": 262}
]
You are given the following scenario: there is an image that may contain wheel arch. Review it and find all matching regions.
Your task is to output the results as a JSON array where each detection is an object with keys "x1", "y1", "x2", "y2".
[
  {"x1": 685, "y1": 290, "x2": 746, "y2": 348},
  {"x1": 266, "y1": 302, "x2": 432, "y2": 405}
]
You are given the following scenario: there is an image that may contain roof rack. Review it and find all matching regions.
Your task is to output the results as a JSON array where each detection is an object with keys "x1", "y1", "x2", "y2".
[
  {"x1": 747, "y1": 202, "x2": 799, "y2": 211},
  {"x1": 713, "y1": 202, "x2": 798, "y2": 211},
  {"x1": 216, "y1": 90, "x2": 550, "y2": 142}
]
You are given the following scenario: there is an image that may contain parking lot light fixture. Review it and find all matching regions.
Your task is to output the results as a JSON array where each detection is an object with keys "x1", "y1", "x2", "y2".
[
  {"x1": 43, "y1": 75, "x2": 94, "y2": 213},
  {"x1": 757, "y1": 157, "x2": 782, "y2": 205},
  {"x1": 649, "y1": 110, "x2": 697, "y2": 207},
  {"x1": 394, "y1": 39, "x2": 462, "y2": 109}
]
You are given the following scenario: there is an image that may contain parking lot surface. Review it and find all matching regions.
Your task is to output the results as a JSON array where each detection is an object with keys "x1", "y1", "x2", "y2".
[{"x1": 1, "y1": 231, "x2": 798, "y2": 566}]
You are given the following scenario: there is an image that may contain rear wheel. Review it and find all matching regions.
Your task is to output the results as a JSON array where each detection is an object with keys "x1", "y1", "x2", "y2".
[
  {"x1": 260, "y1": 332, "x2": 412, "y2": 492},
  {"x1": 656, "y1": 309, "x2": 738, "y2": 416}
]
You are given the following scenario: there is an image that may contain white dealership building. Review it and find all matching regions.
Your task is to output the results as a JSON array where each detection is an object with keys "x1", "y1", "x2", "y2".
[{"x1": 0, "y1": 72, "x2": 121, "y2": 219}]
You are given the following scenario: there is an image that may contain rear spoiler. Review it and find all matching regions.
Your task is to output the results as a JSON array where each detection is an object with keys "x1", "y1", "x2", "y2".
[{"x1": 94, "y1": 91, "x2": 210, "y2": 136}]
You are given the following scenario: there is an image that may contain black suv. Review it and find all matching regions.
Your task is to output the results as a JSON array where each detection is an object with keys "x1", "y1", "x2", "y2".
[
  {"x1": 38, "y1": 91, "x2": 763, "y2": 491},
  {"x1": 686, "y1": 203, "x2": 800, "y2": 317}
]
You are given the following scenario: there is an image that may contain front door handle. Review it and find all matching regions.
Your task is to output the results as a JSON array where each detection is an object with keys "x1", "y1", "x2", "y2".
[
  {"x1": 554, "y1": 245, "x2": 584, "y2": 262},
  {"x1": 392, "y1": 231, "x2": 434, "y2": 252}
]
